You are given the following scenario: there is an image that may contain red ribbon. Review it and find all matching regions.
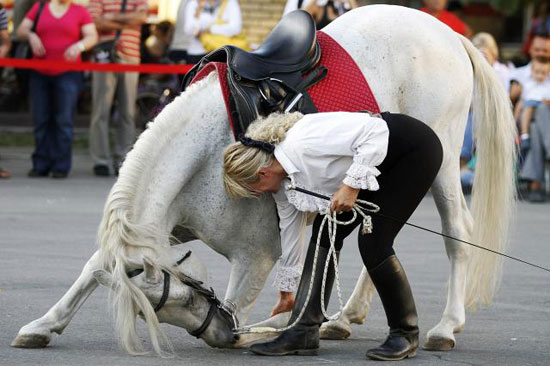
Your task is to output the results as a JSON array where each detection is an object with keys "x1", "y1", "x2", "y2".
[{"x1": 0, "y1": 57, "x2": 193, "y2": 74}]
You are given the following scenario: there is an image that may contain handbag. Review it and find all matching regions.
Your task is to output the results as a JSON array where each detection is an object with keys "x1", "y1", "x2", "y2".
[
  {"x1": 199, "y1": 0, "x2": 250, "y2": 52},
  {"x1": 92, "y1": 0, "x2": 128, "y2": 63},
  {"x1": 14, "y1": 0, "x2": 46, "y2": 59}
]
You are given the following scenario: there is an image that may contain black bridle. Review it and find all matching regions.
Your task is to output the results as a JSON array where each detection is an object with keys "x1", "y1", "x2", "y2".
[{"x1": 126, "y1": 251, "x2": 236, "y2": 338}]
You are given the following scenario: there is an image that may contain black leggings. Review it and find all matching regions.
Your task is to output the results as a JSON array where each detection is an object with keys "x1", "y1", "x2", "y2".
[{"x1": 312, "y1": 112, "x2": 443, "y2": 270}]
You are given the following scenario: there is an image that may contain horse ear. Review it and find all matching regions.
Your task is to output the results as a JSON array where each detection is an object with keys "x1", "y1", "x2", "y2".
[
  {"x1": 93, "y1": 269, "x2": 116, "y2": 290},
  {"x1": 143, "y1": 256, "x2": 161, "y2": 284}
]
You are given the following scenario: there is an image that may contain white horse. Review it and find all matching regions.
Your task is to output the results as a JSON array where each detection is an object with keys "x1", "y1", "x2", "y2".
[{"x1": 12, "y1": 5, "x2": 516, "y2": 355}]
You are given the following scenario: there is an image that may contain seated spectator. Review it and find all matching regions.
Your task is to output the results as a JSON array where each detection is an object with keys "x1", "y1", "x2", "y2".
[
  {"x1": 305, "y1": 0, "x2": 357, "y2": 30},
  {"x1": 510, "y1": 31, "x2": 550, "y2": 104},
  {"x1": 183, "y1": 0, "x2": 243, "y2": 64},
  {"x1": 520, "y1": 103, "x2": 550, "y2": 203},
  {"x1": 421, "y1": 0, "x2": 472, "y2": 38},
  {"x1": 460, "y1": 32, "x2": 511, "y2": 194},
  {"x1": 17, "y1": 0, "x2": 98, "y2": 178},
  {"x1": 519, "y1": 60, "x2": 550, "y2": 147},
  {"x1": 144, "y1": 20, "x2": 174, "y2": 63}
]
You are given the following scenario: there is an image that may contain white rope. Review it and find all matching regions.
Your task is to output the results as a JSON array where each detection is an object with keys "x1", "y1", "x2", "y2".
[{"x1": 234, "y1": 196, "x2": 380, "y2": 335}]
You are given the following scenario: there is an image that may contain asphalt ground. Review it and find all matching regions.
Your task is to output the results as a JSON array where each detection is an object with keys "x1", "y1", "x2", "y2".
[{"x1": 1, "y1": 146, "x2": 549, "y2": 366}]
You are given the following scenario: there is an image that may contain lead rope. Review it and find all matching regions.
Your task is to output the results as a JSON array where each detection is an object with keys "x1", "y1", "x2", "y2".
[{"x1": 234, "y1": 188, "x2": 380, "y2": 335}]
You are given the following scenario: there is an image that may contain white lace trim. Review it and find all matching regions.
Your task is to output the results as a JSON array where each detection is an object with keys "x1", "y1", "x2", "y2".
[
  {"x1": 273, "y1": 264, "x2": 303, "y2": 292},
  {"x1": 285, "y1": 178, "x2": 331, "y2": 214},
  {"x1": 343, "y1": 163, "x2": 381, "y2": 191}
]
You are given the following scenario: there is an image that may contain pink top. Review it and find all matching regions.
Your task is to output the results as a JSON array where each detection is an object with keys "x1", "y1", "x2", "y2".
[{"x1": 26, "y1": 2, "x2": 94, "y2": 75}]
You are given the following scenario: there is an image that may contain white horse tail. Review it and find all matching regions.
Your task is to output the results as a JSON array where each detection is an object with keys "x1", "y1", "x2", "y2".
[{"x1": 459, "y1": 36, "x2": 517, "y2": 310}]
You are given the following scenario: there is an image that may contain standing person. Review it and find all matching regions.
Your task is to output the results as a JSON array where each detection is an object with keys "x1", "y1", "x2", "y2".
[
  {"x1": 168, "y1": 0, "x2": 190, "y2": 64},
  {"x1": 183, "y1": 0, "x2": 243, "y2": 64},
  {"x1": 88, "y1": 0, "x2": 147, "y2": 176},
  {"x1": 0, "y1": 4, "x2": 10, "y2": 58},
  {"x1": 0, "y1": 4, "x2": 11, "y2": 179},
  {"x1": 12, "y1": 0, "x2": 40, "y2": 37},
  {"x1": 305, "y1": 0, "x2": 357, "y2": 30},
  {"x1": 223, "y1": 111, "x2": 443, "y2": 360},
  {"x1": 17, "y1": 0, "x2": 97, "y2": 178},
  {"x1": 421, "y1": 0, "x2": 472, "y2": 38}
]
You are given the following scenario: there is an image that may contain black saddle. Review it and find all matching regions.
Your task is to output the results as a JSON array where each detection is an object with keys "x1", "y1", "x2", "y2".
[{"x1": 182, "y1": 10, "x2": 326, "y2": 138}]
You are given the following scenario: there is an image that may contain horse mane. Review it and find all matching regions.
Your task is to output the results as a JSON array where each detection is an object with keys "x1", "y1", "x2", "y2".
[{"x1": 96, "y1": 72, "x2": 220, "y2": 356}]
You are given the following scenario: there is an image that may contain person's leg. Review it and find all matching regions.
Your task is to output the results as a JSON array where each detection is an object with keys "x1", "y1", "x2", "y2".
[
  {"x1": 112, "y1": 72, "x2": 138, "y2": 173},
  {"x1": 50, "y1": 72, "x2": 82, "y2": 176},
  {"x1": 89, "y1": 71, "x2": 117, "y2": 175},
  {"x1": 357, "y1": 113, "x2": 443, "y2": 361},
  {"x1": 28, "y1": 72, "x2": 54, "y2": 175}
]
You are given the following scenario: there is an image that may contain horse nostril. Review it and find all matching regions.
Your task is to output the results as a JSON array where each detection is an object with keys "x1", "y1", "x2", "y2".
[{"x1": 233, "y1": 334, "x2": 240, "y2": 342}]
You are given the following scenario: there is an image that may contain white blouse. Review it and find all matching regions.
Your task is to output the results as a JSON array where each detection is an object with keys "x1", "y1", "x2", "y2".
[{"x1": 271, "y1": 112, "x2": 389, "y2": 291}]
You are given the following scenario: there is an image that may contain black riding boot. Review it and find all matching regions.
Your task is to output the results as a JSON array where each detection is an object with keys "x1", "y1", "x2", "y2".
[
  {"x1": 366, "y1": 255, "x2": 419, "y2": 361},
  {"x1": 249, "y1": 242, "x2": 338, "y2": 356}
]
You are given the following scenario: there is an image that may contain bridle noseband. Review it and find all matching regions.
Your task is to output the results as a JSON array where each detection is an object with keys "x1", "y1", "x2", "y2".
[{"x1": 126, "y1": 251, "x2": 236, "y2": 339}]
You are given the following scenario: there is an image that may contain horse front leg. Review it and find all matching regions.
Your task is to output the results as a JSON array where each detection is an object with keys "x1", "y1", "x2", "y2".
[
  {"x1": 320, "y1": 267, "x2": 376, "y2": 340},
  {"x1": 223, "y1": 251, "x2": 279, "y2": 348},
  {"x1": 424, "y1": 172, "x2": 473, "y2": 351},
  {"x1": 11, "y1": 250, "x2": 103, "y2": 348}
]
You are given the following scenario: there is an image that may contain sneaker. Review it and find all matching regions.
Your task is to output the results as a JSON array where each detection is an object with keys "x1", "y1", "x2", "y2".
[
  {"x1": 93, "y1": 165, "x2": 110, "y2": 177},
  {"x1": 28, "y1": 169, "x2": 49, "y2": 178},
  {"x1": 527, "y1": 190, "x2": 545, "y2": 203}
]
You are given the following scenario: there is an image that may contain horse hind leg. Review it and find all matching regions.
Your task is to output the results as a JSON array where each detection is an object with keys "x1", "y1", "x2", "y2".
[
  {"x1": 423, "y1": 166, "x2": 473, "y2": 351},
  {"x1": 11, "y1": 250, "x2": 103, "y2": 348},
  {"x1": 320, "y1": 267, "x2": 376, "y2": 340}
]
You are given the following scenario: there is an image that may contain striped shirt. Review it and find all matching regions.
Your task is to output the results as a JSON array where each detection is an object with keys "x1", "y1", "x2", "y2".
[
  {"x1": 0, "y1": 9, "x2": 8, "y2": 30},
  {"x1": 89, "y1": 0, "x2": 147, "y2": 64}
]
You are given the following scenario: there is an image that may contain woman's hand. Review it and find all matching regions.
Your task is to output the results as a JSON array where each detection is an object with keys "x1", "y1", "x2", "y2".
[
  {"x1": 330, "y1": 184, "x2": 359, "y2": 214},
  {"x1": 28, "y1": 32, "x2": 46, "y2": 57},
  {"x1": 64, "y1": 43, "x2": 82, "y2": 62},
  {"x1": 271, "y1": 291, "x2": 294, "y2": 317}
]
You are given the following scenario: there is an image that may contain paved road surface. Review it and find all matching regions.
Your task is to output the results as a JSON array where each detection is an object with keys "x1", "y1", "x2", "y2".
[{"x1": 1, "y1": 147, "x2": 549, "y2": 366}]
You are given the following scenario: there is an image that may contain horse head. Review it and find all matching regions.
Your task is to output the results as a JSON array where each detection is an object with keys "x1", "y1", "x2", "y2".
[{"x1": 93, "y1": 246, "x2": 238, "y2": 349}]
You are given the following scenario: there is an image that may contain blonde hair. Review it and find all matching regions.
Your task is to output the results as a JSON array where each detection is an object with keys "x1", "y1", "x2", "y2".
[
  {"x1": 472, "y1": 32, "x2": 499, "y2": 61},
  {"x1": 223, "y1": 112, "x2": 303, "y2": 199}
]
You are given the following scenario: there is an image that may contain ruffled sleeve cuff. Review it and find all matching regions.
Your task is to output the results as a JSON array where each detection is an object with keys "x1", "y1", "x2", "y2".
[
  {"x1": 272, "y1": 264, "x2": 303, "y2": 292},
  {"x1": 343, "y1": 162, "x2": 381, "y2": 191}
]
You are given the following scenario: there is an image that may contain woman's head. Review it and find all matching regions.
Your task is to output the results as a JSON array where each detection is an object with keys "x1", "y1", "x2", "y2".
[
  {"x1": 472, "y1": 32, "x2": 499, "y2": 65},
  {"x1": 223, "y1": 112, "x2": 303, "y2": 199}
]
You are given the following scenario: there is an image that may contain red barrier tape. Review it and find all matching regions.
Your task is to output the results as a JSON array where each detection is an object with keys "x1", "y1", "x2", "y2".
[{"x1": 0, "y1": 57, "x2": 194, "y2": 74}]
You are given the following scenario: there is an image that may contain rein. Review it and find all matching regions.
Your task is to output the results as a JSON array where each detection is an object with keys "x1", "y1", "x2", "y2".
[{"x1": 126, "y1": 251, "x2": 236, "y2": 338}]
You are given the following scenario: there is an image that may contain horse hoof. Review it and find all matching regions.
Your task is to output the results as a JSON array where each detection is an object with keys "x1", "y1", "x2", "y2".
[
  {"x1": 319, "y1": 321, "x2": 351, "y2": 340},
  {"x1": 11, "y1": 333, "x2": 51, "y2": 348},
  {"x1": 422, "y1": 337, "x2": 455, "y2": 351}
]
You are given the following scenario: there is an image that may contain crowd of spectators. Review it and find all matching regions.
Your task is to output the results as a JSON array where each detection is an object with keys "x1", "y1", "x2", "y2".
[{"x1": 0, "y1": 0, "x2": 549, "y2": 203}]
